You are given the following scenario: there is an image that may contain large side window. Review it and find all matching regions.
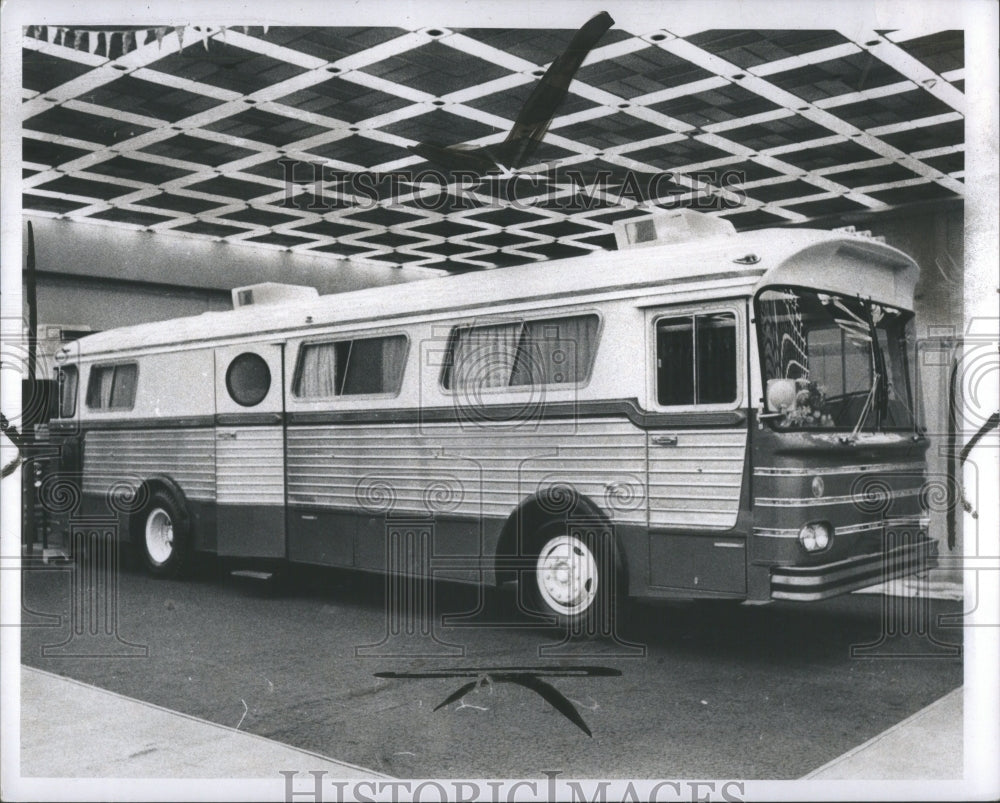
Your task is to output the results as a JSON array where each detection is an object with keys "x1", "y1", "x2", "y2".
[
  {"x1": 294, "y1": 334, "x2": 408, "y2": 398},
  {"x1": 441, "y1": 314, "x2": 600, "y2": 390},
  {"x1": 656, "y1": 311, "x2": 737, "y2": 406},
  {"x1": 85, "y1": 363, "x2": 138, "y2": 411},
  {"x1": 55, "y1": 364, "x2": 78, "y2": 418}
]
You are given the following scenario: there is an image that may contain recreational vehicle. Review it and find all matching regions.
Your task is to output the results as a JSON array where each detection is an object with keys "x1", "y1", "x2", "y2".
[{"x1": 46, "y1": 211, "x2": 936, "y2": 629}]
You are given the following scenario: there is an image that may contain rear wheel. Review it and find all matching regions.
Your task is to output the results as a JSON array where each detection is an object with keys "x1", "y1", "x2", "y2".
[
  {"x1": 525, "y1": 527, "x2": 619, "y2": 634},
  {"x1": 139, "y1": 490, "x2": 190, "y2": 577}
]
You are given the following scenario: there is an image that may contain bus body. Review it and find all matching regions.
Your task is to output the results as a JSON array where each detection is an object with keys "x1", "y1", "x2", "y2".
[{"x1": 46, "y1": 212, "x2": 936, "y2": 624}]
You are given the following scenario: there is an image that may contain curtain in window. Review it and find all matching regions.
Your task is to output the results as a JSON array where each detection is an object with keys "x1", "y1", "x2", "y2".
[
  {"x1": 298, "y1": 337, "x2": 407, "y2": 397},
  {"x1": 513, "y1": 315, "x2": 598, "y2": 386},
  {"x1": 381, "y1": 336, "x2": 407, "y2": 393},
  {"x1": 94, "y1": 366, "x2": 114, "y2": 408},
  {"x1": 452, "y1": 323, "x2": 522, "y2": 389},
  {"x1": 110, "y1": 364, "x2": 137, "y2": 408},
  {"x1": 297, "y1": 343, "x2": 339, "y2": 397}
]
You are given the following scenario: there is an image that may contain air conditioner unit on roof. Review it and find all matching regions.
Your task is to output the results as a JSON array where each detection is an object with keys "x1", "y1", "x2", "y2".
[
  {"x1": 613, "y1": 209, "x2": 735, "y2": 251},
  {"x1": 231, "y1": 282, "x2": 319, "y2": 309}
]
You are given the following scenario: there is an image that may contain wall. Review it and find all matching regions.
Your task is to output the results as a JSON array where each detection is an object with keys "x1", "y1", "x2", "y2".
[{"x1": 22, "y1": 215, "x2": 442, "y2": 330}]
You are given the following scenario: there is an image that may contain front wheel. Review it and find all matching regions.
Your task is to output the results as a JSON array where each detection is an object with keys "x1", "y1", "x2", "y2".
[
  {"x1": 525, "y1": 529, "x2": 620, "y2": 634},
  {"x1": 139, "y1": 490, "x2": 190, "y2": 577}
]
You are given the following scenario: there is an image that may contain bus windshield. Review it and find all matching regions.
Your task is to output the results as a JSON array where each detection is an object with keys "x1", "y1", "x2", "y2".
[{"x1": 756, "y1": 286, "x2": 916, "y2": 431}]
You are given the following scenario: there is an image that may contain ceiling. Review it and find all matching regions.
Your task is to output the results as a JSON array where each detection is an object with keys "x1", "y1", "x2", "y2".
[{"x1": 22, "y1": 22, "x2": 964, "y2": 273}]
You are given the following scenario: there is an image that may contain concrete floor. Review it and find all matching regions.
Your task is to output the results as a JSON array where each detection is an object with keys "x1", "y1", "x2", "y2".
[
  {"x1": 16, "y1": 667, "x2": 962, "y2": 780},
  {"x1": 17, "y1": 557, "x2": 964, "y2": 780}
]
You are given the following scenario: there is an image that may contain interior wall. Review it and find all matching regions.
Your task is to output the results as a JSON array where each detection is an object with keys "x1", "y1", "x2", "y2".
[{"x1": 22, "y1": 215, "x2": 438, "y2": 330}]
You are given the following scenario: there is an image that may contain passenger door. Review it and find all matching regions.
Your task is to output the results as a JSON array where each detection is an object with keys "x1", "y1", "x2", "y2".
[
  {"x1": 214, "y1": 343, "x2": 287, "y2": 559},
  {"x1": 644, "y1": 304, "x2": 748, "y2": 595}
]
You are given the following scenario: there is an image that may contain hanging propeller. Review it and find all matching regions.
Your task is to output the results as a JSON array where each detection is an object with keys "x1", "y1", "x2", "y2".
[{"x1": 408, "y1": 11, "x2": 614, "y2": 175}]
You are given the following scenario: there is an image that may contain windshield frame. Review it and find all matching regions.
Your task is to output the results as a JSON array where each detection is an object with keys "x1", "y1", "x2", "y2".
[{"x1": 753, "y1": 284, "x2": 917, "y2": 433}]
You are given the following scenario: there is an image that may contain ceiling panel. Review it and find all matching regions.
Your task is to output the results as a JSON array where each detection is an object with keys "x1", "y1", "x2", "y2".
[{"x1": 21, "y1": 22, "x2": 964, "y2": 274}]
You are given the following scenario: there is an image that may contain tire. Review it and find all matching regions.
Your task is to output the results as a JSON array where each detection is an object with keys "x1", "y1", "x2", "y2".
[
  {"x1": 524, "y1": 524, "x2": 621, "y2": 635},
  {"x1": 138, "y1": 489, "x2": 190, "y2": 578}
]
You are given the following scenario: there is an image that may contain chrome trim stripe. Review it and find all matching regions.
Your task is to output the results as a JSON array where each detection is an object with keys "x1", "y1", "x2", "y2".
[
  {"x1": 755, "y1": 461, "x2": 924, "y2": 477},
  {"x1": 756, "y1": 488, "x2": 923, "y2": 507},
  {"x1": 774, "y1": 554, "x2": 924, "y2": 587},
  {"x1": 753, "y1": 517, "x2": 929, "y2": 538}
]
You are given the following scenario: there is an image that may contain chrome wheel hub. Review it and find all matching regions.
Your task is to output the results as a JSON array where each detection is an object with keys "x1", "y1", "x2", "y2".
[
  {"x1": 536, "y1": 535, "x2": 599, "y2": 615},
  {"x1": 145, "y1": 508, "x2": 174, "y2": 565}
]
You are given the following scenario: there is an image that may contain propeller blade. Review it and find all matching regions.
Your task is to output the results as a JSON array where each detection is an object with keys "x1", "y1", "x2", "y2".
[
  {"x1": 409, "y1": 11, "x2": 614, "y2": 175},
  {"x1": 498, "y1": 11, "x2": 614, "y2": 168},
  {"x1": 504, "y1": 675, "x2": 593, "y2": 737},
  {"x1": 433, "y1": 680, "x2": 478, "y2": 711}
]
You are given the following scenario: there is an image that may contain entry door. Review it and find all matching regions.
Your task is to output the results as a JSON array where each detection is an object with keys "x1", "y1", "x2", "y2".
[
  {"x1": 214, "y1": 343, "x2": 286, "y2": 558},
  {"x1": 644, "y1": 304, "x2": 748, "y2": 594}
]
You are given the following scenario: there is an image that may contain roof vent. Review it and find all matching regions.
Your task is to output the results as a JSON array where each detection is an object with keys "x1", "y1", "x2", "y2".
[
  {"x1": 832, "y1": 224, "x2": 886, "y2": 243},
  {"x1": 613, "y1": 209, "x2": 736, "y2": 251},
  {"x1": 231, "y1": 282, "x2": 319, "y2": 309}
]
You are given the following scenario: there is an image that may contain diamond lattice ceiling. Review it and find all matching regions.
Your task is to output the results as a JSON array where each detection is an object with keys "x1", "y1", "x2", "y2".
[{"x1": 22, "y1": 23, "x2": 964, "y2": 273}]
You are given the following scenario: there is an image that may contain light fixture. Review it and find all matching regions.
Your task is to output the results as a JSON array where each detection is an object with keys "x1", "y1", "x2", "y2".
[{"x1": 799, "y1": 522, "x2": 832, "y2": 552}]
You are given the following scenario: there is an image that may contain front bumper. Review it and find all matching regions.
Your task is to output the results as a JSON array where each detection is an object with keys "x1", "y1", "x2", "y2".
[{"x1": 770, "y1": 530, "x2": 938, "y2": 601}]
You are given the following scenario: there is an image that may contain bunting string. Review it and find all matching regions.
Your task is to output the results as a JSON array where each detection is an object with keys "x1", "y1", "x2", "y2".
[{"x1": 23, "y1": 24, "x2": 261, "y2": 54}]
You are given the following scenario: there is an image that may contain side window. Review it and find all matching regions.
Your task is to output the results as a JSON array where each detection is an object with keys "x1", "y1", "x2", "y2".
[
  {"x1": 441, "y1": 314, "x2": 599, "y2": 390},
  {"x1": 226, "y1": 352, "x2": 271, "y2": 407},
  {"x1": 656, "y1": 311, "x2": 737, "y2": 406},
  {"x1": 85, "y1": 363, "x2": 138, "y2": 411},
  {"x1": 55, "y1": 365, "x2": 78, "y2": 418},
  {"x1": 294, "y1": 334, "x2": 408, "y2": 398}
]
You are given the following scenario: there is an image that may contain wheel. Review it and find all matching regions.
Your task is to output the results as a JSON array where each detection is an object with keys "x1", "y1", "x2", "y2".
[
  {"x1": 524, "y1": 526, "x2": 620, "y2": 634},
  {"x1": 138, "y1": 489, "x2": 190, "y2": 577}
]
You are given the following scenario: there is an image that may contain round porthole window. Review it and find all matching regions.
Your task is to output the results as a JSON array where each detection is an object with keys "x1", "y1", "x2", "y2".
[{"x1": 226, "y1": 352, "x2": 271, "y2": 407}]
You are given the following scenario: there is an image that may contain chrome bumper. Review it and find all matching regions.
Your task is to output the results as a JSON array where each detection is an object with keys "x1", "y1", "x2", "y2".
[{"x1": 770, "y1": 532, "x2": 938, "y2": 601}]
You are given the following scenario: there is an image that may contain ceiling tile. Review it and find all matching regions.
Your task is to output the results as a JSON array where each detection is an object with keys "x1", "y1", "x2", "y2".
[{"x1": 360, "y1": 40, "x2": 511, "y2": 96}]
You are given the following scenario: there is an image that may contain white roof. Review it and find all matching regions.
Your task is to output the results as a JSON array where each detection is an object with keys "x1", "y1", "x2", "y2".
[{"x1": 70, "y1": 227, "x2": 918, "y2": 359}]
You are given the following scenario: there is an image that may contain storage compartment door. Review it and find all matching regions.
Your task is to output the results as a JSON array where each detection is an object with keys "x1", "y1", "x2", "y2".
[{"x1": 214, "y1": 343, "x2": 286, "y2": 558}]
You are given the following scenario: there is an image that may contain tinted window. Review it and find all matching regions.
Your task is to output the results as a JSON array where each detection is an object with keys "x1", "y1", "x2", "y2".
[
  {"x1": 441, "y1": 314, "x2": 599, "y2": 390},
  {"x1": 656, "y1": 311, "x2": 736, "y2": 405},
  {"x1": 226, "y1": 352, "x2": 271, "y2": 407},
  {"x1": 86, "y1": 363, "x2": 138, "y2": 410},
  {"x1": 295, "y1": 335, "x2": 408, "y2": 398}
]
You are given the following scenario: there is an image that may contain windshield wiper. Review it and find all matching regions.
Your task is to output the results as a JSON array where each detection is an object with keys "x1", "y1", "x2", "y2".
[
  {"x1": 840, "y1": 373, "x2": 879, "y2": 444},
  {"x1": 864, "y1": 298, "x2": 890, "y2": 430},
  {"x1": 839, "y1": 298, "x2": 888, "y2": 444}
]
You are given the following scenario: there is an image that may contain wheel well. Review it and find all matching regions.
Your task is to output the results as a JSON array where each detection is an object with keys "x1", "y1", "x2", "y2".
[{"x1": 493, "y1": 491, "x2": 624, "y2": 587}]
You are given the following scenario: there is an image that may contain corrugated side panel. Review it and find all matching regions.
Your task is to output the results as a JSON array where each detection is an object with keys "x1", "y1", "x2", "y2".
[
  {"x1": 647, "y1": 429, "x2": 746, "y2": 529},
  {"x1": 216, "y1": 427, "x2": 285, "y2": 505},
  {"x1": 286, "y1": 418, "x2": 647, "y2": 524},
  {"x1": 83, "y1": 429, "x2": 215, "y2": 501}
]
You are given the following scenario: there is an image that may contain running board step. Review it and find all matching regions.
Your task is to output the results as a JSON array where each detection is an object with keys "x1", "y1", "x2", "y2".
[{"x1": 230, "y1": 570, "x2": 274, "y2": 581}]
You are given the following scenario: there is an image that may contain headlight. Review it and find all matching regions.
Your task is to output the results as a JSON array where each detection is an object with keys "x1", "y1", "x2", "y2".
[
  {"x1": 799, "y1": 522, "x2": 833, "y2": 552},
  {"x1": 811, "y1": 475, "x2": 825, "y2": 498}
]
